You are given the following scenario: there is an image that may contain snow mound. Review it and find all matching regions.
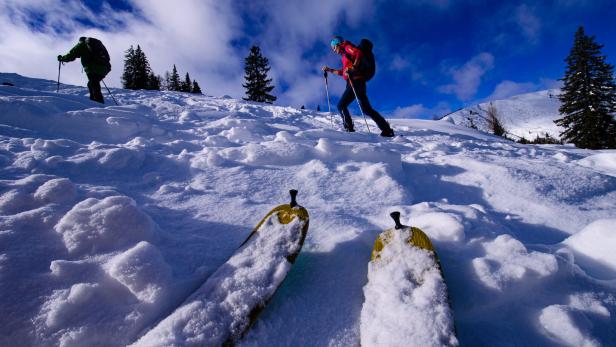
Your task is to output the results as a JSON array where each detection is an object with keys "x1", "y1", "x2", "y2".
[
  {"x1": 1, "y1": 88, "x2": 159, "y2": 143},
  {"x1": 34, "y1": 178, "x2": 77, "y2": 204},
  {"x1": 54, "y1": 196, "x2": 154, "y2": 256},
  {"x1": 0, "y1": 174, "x2": 71, "y2": 214},
  {"x1": 563, "y1": 219, "x2": 616, "y2": 279},
  {"x1": 472, "y1": 234, "x2": 558, "y2": 290},
  {"x1": 539, "y1": 293, "x2": 614, "y2": 347},
  {"x1": 576, "y1": 152, "x2": 616, "y2": 177},
  {"x1": 360, "y1": 229, "x2": 458, "y2": 347},
  {"x1": 106, "y1": 241, "x2": 172, "y2": 303}
]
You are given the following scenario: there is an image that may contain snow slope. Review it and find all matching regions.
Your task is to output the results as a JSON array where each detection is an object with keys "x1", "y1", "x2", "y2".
[
  {"x1": 1, "y1": 73, "x2": 616, "y2": 346},
  {"x1": 443, "y1": 89, "x2": 563, "y2": 140}
]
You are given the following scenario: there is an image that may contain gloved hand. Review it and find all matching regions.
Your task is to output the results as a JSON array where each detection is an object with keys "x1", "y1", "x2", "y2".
[
  {"x1": 57, "y1": 55, "x2": 63, "y2": 62},
  {"x1": 322, "y1": 66, "x2": 332, "y2": 73}
]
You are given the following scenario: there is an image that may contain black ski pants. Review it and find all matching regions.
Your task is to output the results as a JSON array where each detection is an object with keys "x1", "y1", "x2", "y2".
[
  {"x1": 337, "y1": 79, "x2": 391, "y2": 132},
  {"x1": 86, "y1": 72, "x2": 104, "y2": 104}
]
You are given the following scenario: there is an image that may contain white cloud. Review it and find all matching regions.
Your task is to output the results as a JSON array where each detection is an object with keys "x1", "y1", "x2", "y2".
[
  {"x1": 539, "y1": 78, "x2": 563, "y2": 90},
  {"x1": 390, "y1": 55, "x2": 411, "y2": 72},
  {"x1": 439, "y1": 52, "x2": 494, "y2": 101},
  {"x1": 245, "y1": 0, "x2": 374, "y2": 106},
  {"x1": 389, "y1": 101, "x2": 451, "y2": 119},
  {"x1": 514, "y1": 4, "x2": 542, "y2": 44},
  {"x1": 0, "y1": 0, "x2": 245, "y2": 97},
  {"x1": 391, "y1": 104, "x2": 429, "y2": 118},
  {"x1": 487, "y1": 80, "x2": 537, "y2": 100}
]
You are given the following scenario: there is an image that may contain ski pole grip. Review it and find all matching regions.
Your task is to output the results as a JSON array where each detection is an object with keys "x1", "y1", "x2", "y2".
[
  {"x1": 323, "y1": 70, "x2": 328, "y2": 78},
  {"x1": 390, "y1": 211, "x2": 403, "y2": 229},
  {"x1": 289, "y1": 189, "x2": 298, "y2": 207}
]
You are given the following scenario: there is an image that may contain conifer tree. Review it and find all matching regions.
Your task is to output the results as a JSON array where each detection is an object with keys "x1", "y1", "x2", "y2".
[
  {"x1": 122, "y1": 45, "x2": 155, "y2": 90},
  {"x1": 555, "y1": 26, "x2": 616, "y2": 149},
  {"x1": 147, "y1": 73, "x2": 161, "y2": 90},
  {"x1": 182, "y1": 73, "x2": 192, "y2": 93},
  {"x1": 121, "y1": 46, "x2": 136, "y2": 89},
  {"x1": 169, "y1": 65, "x2": 182, "y2": 91},
  {"x1": 242, "y1": 46, "x2": 276, "y2": 103},
  {"x1": 191, "y1": 80, "x2": 202, "y2": 94},
  {"x1": 132, "y1": 45, "x2": 151, "y2": 89}
]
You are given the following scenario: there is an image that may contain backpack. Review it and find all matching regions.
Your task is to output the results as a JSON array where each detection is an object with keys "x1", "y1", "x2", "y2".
[
  {"x1": 84, "y1": 37, "x2": 111, "y2": 74},
  {"x1": 357, "y1": 38, "x2": 376, "y2": 81}
]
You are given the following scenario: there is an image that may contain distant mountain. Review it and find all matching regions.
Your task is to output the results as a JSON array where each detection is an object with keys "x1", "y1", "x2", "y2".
[{"x1": 441, "y1": 89, "x2": 563, "y2": 140}]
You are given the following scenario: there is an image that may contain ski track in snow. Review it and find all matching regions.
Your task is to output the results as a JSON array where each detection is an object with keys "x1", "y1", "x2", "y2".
[{"x1": 1, "y1": 73, "x2": 616, "y2": 346}]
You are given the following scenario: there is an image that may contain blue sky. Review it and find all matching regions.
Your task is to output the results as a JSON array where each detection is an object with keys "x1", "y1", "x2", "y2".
[{"x1": 1, "y1": 0, "x2": 615, "y2": 119}]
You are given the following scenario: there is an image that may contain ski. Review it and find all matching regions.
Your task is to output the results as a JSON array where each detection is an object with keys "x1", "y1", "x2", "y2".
[
  {"x1": 360, "y1": 212, "x2": 458, "y2": 347},
  {"x1": 132, "y1": 190, "x2": 309, "y2": 346}
]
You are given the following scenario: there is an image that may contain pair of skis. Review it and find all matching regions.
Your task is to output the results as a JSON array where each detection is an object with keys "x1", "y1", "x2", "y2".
[{"x1": 132, "y1": 191, "x2": 456, "y2": 346}]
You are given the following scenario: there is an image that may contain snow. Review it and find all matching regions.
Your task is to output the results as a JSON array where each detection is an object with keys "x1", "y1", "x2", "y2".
[
  {"x1": 472, "y1": 234, "x2": 558, "y2": 290},
  {"x1": 360, "y1": 228, "x2": 458, "y2": 347},
  {"x1": 443, "y1": 89, "x2": 563, "y2": 140},
  {"x1": 539, "y1": 292, "x2": 614, "y2": 347},
  {"x1": 1, "y1": 73, "x2": 616, "y2": 346},
  {"x1": 562, "y1": 219, "x2": 616, "y2": 279}
]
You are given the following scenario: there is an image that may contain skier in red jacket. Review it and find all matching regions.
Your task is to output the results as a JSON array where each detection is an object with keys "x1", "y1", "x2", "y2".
[{"x1": 323, "y1": 36, "x2": 394, "y2": 137}]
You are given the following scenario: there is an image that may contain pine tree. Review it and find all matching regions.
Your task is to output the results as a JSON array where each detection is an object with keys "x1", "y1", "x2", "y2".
[
  {"x1": 122, "y1": 45, "x2": 155, "y2": 90},
  {"x1": 191, "y1": 80, "x2": 202, "y2": 94},
  {"x1": 242, "y1": 46, "x2": 276, "y2": 103},
  {"x1": 169, "y1": 65, "x2": 182, "y2": 91},
  {"x1": 121, "y1": 46, "x2": 136, "y2": 89},
  {"x1": 133, "y1": 45, "x2": 151, "y2": 89},
  {"x1": 182, "y1": 73, "x2": 192, "y2": 92},
  {"x1": 147, "y1": 73, "x2": 161, "y2": 90},
  {"x1": 555, "y1": 26, "x2": 616, "y2": 149}
]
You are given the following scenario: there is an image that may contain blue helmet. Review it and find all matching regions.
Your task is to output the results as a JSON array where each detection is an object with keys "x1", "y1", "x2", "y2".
[{"x1": 330, "y1": 36, "x2": 343, "y2": 48}]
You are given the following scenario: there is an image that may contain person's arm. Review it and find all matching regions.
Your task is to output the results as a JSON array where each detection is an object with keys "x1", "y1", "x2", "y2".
[
  {"x1": 322, "y1": 66, "x2": 343, "y2": 76},
  {"x1": 344, "y1": 45, "x2": 363, "y2": 73},
  {"x1": 58, "y1": 42, "x2": 84, "y2": 62}
]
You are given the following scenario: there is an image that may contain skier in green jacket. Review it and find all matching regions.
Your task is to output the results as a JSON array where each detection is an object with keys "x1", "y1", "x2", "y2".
[{"x1": 58, "y1": 37, "x2": 111, "y2": 103}]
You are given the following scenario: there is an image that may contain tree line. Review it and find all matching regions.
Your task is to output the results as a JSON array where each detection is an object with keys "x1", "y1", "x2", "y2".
[
  {"x1": 121, "y1": 45, "x2": 202, "y2": 94},
  {"x1": 121, "y1": 44, "x2": 275, "y2": 103}
]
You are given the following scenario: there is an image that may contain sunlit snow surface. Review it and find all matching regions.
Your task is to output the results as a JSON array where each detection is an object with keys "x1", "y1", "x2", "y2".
[{"x1": 1, "y1": 73, "x2": 616, "y2": 346}]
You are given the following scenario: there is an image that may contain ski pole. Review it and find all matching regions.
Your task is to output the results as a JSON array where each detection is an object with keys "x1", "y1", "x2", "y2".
[
  {"x1": 57, "y1": 61, "x2": 61, "y2": 93},
  {"x1": 346, "y1": 73, "x2": 371, "y2": 134},
  {"x1": 101, "y1": 79, "x2": 119, "y2": 106},
  {"x1": 323, "y1": 70, "x2": 333, "y2": 128}
]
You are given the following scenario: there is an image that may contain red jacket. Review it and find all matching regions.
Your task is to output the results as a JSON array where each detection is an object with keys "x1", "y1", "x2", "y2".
[{"x1": 335, "y1": 41, "x2": 364, "y2": 81}]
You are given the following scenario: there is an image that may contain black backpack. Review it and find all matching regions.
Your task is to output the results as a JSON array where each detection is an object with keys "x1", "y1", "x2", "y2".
[
  {"x1": 357, "y1": 38, "x2": 376, "y2": 81},
  {"x1": 83, "y1": 37, "x2": 111, "y2": 73}
]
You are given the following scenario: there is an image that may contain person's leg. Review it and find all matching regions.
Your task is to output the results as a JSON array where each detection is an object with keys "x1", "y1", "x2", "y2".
[
  {"x1": 352, "y1": 80, "x2": 393, "y2": 135},
  {"x1": 337, "y1": 82, "x2": 356, "y2": 131},
  {"x1": 87, "y1": 73, "x2": 104, "y2": 104}
]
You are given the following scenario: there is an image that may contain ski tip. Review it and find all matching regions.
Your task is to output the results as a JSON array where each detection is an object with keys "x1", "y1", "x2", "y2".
[
  {"x1": 289, "y1": 189, "x2": 298, "y2": 207},
  {"x1": 390, "y1": 211, "x2": 404, "y2": 229}
]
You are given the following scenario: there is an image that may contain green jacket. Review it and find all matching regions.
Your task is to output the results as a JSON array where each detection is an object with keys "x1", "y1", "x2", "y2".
[{"x1": 60, "y1": 40, "x2": 111, "y2": 76}]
